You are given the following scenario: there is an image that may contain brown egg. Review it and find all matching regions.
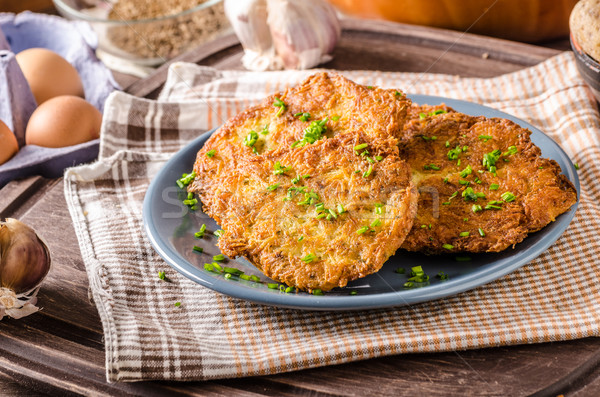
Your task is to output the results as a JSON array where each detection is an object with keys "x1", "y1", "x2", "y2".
[
  {"x1": 16, "y1": 48, "x2": 84, "y2": 105},
  {"x1": 25, "y1": 96, "x2": 102, "y2": 148},
  {"x1": 0, "y1": 120, "x2": 18, "y2": 165}
]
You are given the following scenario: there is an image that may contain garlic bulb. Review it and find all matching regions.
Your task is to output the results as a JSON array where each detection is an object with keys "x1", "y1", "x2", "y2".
[
  {"x1": 224, "y1": 0, "x2": 341, "y2": 71},
  {"x1": 0, "y1": 218, "x2": 51, "y2": 320}
]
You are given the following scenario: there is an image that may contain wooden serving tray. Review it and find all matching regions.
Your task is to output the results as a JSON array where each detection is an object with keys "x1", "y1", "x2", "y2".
[{"x1": 2, "y1": 18, "x2": 597, "y2": 397}]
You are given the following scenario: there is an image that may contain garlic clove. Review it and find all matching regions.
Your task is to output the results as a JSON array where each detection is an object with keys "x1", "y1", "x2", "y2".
[
  {"x1": 266, "y1": 0, "x2": 341, "y2": 70},
  {"x1": 224, "y1": 0, "x2": 283, "y2": 71},
  {"x1": 225, "y1": 0, "x2": 341, "y2": 71},
  {"x1": 0, "y1": 218, "x2": 50, "y2": 295}
]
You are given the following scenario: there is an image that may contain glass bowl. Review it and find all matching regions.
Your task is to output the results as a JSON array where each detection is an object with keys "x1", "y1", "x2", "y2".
[{"x1": 53, "y1": 0, "x2": 230, "y2": 66}]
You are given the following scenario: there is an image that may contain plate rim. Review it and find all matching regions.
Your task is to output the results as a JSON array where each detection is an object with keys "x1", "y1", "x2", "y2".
[{"x1": 143, "y1": 94, "x2": 580, "y2": 310}]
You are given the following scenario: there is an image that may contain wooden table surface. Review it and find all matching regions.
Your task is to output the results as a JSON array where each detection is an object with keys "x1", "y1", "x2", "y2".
[{"x1": 1, "y1": 17, "x2": 599, "y2": 397}]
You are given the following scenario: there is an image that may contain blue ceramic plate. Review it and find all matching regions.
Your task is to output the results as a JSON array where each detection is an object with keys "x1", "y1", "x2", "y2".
[{"x1": 143, "y1": 95, "x2": 580, "y2": 310}]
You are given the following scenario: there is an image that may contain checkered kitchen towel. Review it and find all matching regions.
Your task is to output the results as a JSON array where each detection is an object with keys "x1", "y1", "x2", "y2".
[{"x1": 64, "y1": 52, "x2": 600, "y2": 382}]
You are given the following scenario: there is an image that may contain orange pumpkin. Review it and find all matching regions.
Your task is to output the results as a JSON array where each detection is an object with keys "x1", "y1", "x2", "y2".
[{"x1": 327, "y1": 0, "x2": 578, "y2": 43}]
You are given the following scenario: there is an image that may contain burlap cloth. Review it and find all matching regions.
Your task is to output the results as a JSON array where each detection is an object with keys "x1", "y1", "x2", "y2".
[{"x1": 64, "y1": 52, "x2": 600, "y2": 382}]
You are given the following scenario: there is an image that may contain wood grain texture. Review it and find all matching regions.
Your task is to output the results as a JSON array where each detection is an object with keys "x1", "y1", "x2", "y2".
[{"x1": 1, "y1": 18, "x2": 598, "y2": 396}]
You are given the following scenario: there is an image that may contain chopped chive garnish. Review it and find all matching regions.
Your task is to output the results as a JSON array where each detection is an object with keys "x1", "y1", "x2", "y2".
[
  {"x1": 337, "y1": 204, "x2": 345, "y2": 214},
  {"x1": 206, "y1": 149, "x2": 216, "y2": 158},
  {"x1": 294, "y1": 112, "x2": 311, "y2": 121},
  {"x1": 483, "y1": 149, "x2": 502, "y2": 172},
  {"x1": 291, "y1": 118, "x2": 328, "y2": 148},
  {"x1": 437, "y1": 272, "x2": 449, "y2": 280},
  {"x1": 423, "y1": 164, "x2": 441, "y2": 170},
  {"x1": 175, "y1": 302, "x2": 181, "y2": 307},
  {"x1": 363, "y1": 165, "x2": 373, "y2": 178},
  {"x1": 443, "y1": 177, "x2": 449, "y2": 184},
  {"x1": 370, "y1": 218, "x2": 382, "y2": 227},
  {"x1": 504, "y1": 146, "x2": 518, "y2": 156},
  {"x1": 331, "y1": 115, "x2": 341, "y2": 121},
  {"x1": 194, "y1": 224, "x2": 207, "y2": 239},
  {"x1": 251, "y1": 275, "x2": 261, "y2": 282},
  {"x1": 302, "y1": 253, "x2": 317, "y2": 263},
  {"x1": 193, "y1": 246, "x2": 203, "y2": 253},
  {"x1": 459, "y1": 180, "x2": 470, "y2": 186},
  {"x1": 267, "y1": 283, "x2": 279, "y2": 289},
  {"x1": 459, "y1": 165, "x2": 473, "y2": 178},
  {"x1": 273, "y1": 97, "x2": 286, "y2": 117},
  {"x1": 421, "y1": 224, "x2": 427, "y2": 229},
  {"x1": 462, "y1": 187, "x2": 478, "y2": 201},
  {"x1": 267, "y1": 183, "x2": 280, "y2": 191},
  {"x1": 350, "y1": 290, "x2": 358, "y2": 295},
  {"x1": 356, "y1": 226, "x2": 370, "y2": 235},
  {"x1": 158, "y1": 271, "x2": 166, "y2": 280},
  {"x1": 574, "y1": 163, "x2": 580, "y2": 170},
  {"x1": 285, "y1": 286, "x2": 294, "y2": 293},
  {"x1": 354, "y1": 143, "x2": 368, "y2": 151},
  {"x1": 176, "y1": 171, "x2": 196, "y2": 188},
  {"x1": 224, "y1": 267, "x2": 243, "y2": 275},
  {"x1": 478, "y1": 228, "x2": 486, "y2": 237},
  {"x1": 501, "y1": 192, "x2": 516, "y2": 202},
  {"x1": 447, "y1": 146, "x2": 462, "y2": 160},
  {"x1": 375, "y1": 155, "x2": 383, "y2": 161},
  {"x1": 442, "y1": 202, "x2": 451, "y2": 205},
  {"x1": 243, "y1": 131, "x2": 258, "y2": 148},
  {"x1": 240, "y1": 274, "x2": 252, "y2": 281},
  {"x1": 459, "y1": 231, "x2": 470, "y2": 237},
  {"x1": 395, "y1": 267, "x2": 405, "y2": 274},
  {"x1": 484, "y1": 204, "x2": 502, "y2": 210},
  {"x1": 212, "y1": 262, "x2": 223, "y2": 271},
  {"x1": 375, "y1": 203, "x2": 383, "y2": 214},
  {"x1": 464, "y1": 218, "x2": 468, "y2": 222},
  {"x1": 214, "y1": 229, "x2": 224, "y2": 237},
  {"x1": 442, "y1": 244, "x2": 454, "y2": 250},
  {"x1": 445, "y1": 140, "x2": 450, "y2": 148},
  {"x1": 404, "y1": 282, "x2": 414, "y2": 288},
  {"x1": 472, "y1": 204, "x2": 482, "y2": 213},
  {"x1": 395, "y1": 90, "x2": 403, "y2": 97},
  {"x1": 312, "y1": 289, "x2": 323, "y2": 295},
  {"x1": 298, "y1": 235, "x2": 304, "y2": 241},
  {"x1": 273, "y1": 161, "x2": 291, "y2": 175},
  {"x1": 455, "y1": 256, "x2": 472, "y2": 262},
  {"x1": 224, "y1": 273, "x2": 232, "y2": 279},
  {"x1": 419, "y1": 112, "x2": 427, "y2": 120},
  {"x1": 213, "y1": 254, "x2": 225, "y2": 261},
  {"x1": 203, "y1": 263, "x2": 214, "y2": 271},
  {"x1": 431, "y1": 136, "x2": 438, "y2": 140},
  {"x1": 479, "y1": 135, "x2": 493, "y2": 142}
]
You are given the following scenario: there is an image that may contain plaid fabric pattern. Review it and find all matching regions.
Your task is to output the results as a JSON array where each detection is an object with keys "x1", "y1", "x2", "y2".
[{"x1": 64, "y1": 52, "x2": 600, "y2": 382}]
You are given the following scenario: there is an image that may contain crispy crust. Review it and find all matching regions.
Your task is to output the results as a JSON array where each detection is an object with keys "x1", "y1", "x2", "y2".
[
  {"x1": 399, "y1": 105, "x2": 578, "y2": 254},
  {"x1": 190, "y1": 73, "x2": 416, "y2": 291}
]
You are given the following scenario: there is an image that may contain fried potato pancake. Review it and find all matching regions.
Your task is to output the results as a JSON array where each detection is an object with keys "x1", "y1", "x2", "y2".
[
  {"x1": 399, "y1": 105, "x2": 577, "y2": 254},
  {"x1": 195, "y1": 72, "x2": 411, "y2": 166},
  {"x1": 190, "y1": 73, "x2": 417, "y2": 291}
]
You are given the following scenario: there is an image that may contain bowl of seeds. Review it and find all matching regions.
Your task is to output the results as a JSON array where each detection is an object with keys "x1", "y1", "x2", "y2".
[{"x1": 54, "y1": 0, "x2": 230, "y2": 66}]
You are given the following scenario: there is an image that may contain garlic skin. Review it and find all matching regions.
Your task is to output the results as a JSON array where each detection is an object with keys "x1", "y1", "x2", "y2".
[
  {"x1": 224, "y1": 0, "x2": 283, "y2": 71},
  {"x1": 267, "y1": 0, "x2": 341, "y2": 70},
  {"x1": 0, "y1": 218, "x2": 51, "y2": 320},
  {"x1": 224, "y1": 0, "x2": 341, "y2": 71}
]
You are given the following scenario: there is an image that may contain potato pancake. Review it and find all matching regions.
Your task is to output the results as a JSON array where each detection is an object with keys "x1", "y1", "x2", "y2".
[
  {"x1": 189, "y1": 73, "x2": 416, "y2": 291},
  {"x1": 398, "y1": 105, "x2": 577, "y2": 254}
]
